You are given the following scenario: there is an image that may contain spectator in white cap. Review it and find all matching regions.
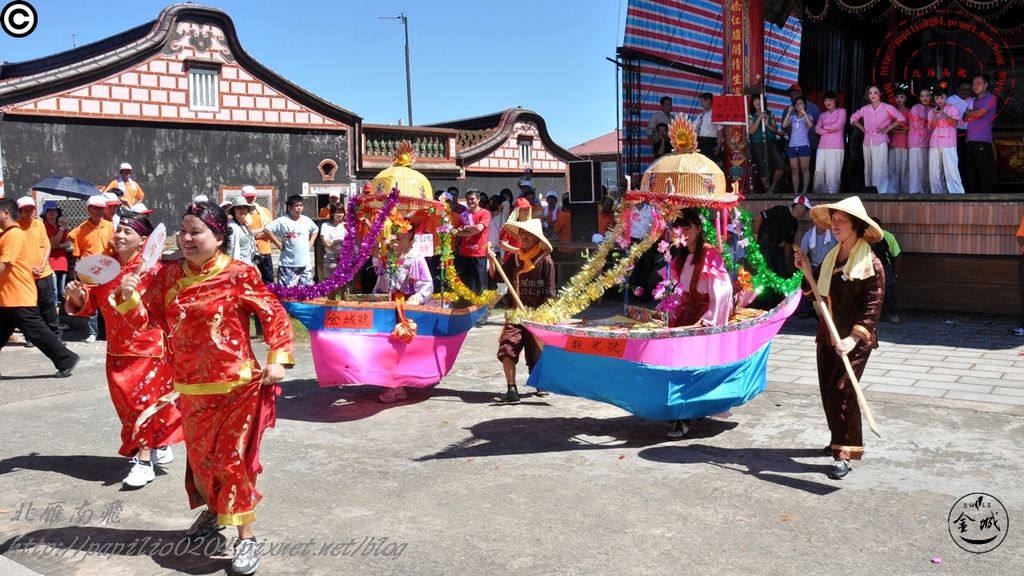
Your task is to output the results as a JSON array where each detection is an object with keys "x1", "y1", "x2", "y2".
[
  {"x1": 15, "y1": 197, "x2": 61, "y2": 341},
  {"x1": 104, "y1": 162, "x2": 145, "y2": 207},
  {"x1": 131, "y1": 202, "x2": 154, "y2": 215},
  {"x1": 0, "y1": 197, "x2": 79, "y2": 376},
  {"x1": 68, "y1": 195, "x2": 116, "y2": 342},
  {"x1": 543, "y1": 191, "x2": 560, "y2": 231},
  {"x1": 318, "y1": 191, "x2": 341, "y2": 219},
  {"x1": 239, "y1": 186, "x2": 274, "y2": 284},
  {"x1": 754, "y1": 195, "x2": 812, "y2": 280},
  {"x1": 226, "y1": 196, "x2": 258, "y2": 267},
  {"x1": 192, "y1": 194, "x2": 209, "y2": 204}
]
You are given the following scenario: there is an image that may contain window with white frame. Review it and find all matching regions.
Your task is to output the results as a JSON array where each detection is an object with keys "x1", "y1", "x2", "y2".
[
  {"x1": 189, "y1": 67, "x2": 219, "y2": 111},
  {"x1": 518, "y1": 139, "x2": 532, "y2": 166}
]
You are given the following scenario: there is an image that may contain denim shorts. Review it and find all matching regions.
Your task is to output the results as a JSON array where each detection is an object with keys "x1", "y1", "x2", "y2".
[{"x1": 787, "y1": 145, "x2": 811, "y2": 159}]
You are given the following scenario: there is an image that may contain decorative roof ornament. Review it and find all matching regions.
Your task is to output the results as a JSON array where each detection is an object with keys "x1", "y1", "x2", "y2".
[
  {"x1": 393, "y1": 139, "x2": 417, "y2": 168},
  {"x1": 669, "y1": 114, "x2": 698, "y2": 154}
]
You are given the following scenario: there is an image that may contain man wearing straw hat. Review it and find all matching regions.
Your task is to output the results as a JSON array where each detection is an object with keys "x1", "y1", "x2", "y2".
[
  {"x1": 794, "y1": 196, "x2": 885, "y2": 480},
  {"x1": 492, "y1": 218, "x2": 556, "y2": 404}
]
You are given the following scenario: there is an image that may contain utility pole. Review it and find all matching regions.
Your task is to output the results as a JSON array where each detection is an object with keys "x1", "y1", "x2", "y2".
[{"x1": 380, "y1": 13, "x2": 413, "y2": 126}]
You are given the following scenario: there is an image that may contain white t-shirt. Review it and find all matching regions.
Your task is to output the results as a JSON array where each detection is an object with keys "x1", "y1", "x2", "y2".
[
  {"x1": 320, "y1": 221, "x2": 346, "y2": 256},
  {"x1": 266, "y1": 215, "x2": 318, "y2": 267}
]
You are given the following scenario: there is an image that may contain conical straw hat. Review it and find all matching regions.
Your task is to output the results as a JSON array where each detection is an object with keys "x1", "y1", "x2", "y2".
[{"x1": 810, "y1": 196, "x2": 883, "y2": 243}]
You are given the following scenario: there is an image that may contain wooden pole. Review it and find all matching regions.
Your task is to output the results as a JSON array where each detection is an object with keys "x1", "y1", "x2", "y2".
[
  {"x1": 795, "y1": 248, "x2": 882, "y2": 438},
  {"x1": 487, "y1": 244, "x2": 525, "y2": 310}
]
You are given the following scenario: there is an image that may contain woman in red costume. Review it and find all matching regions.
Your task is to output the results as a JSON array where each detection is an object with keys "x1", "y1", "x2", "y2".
[
  {"x1": 64, "y1": 211, "x2": 183, "y2": 488},
  {"x1": 118, "y1": 201, "x2": 293, "y2": 576},
  {"x1": 658, "y1": 208, "x2": 733, "y2": 438}
]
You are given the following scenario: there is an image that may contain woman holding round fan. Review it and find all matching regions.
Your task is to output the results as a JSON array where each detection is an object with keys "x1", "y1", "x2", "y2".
[
  {"x1": 116, "y1": 201, "x2": 293, "y2": 575},
  {"x1": 64, "y1": 210, "x2": 183, "y2": 489}
]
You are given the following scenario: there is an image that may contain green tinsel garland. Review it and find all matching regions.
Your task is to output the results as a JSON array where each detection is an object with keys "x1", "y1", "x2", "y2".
[{"x1": 698, "y1": 207, "x2": 803, "y2": 296}]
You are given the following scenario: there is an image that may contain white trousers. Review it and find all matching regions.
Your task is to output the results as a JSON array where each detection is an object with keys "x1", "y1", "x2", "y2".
[
  {"x1": 929, "y1": 146, "x2": 965, "y2": 194},
  {"x1": 863, "y1": 143, "x2": 891, "y2": 193},
  {"x1": 887, "y1": 147, "x2": 909, "y2": 194},
  {"x1": 908, "y1": 147, "x2": 929, "y2": 194},
  {"x1": 813, "y1": 148, "x2": 844, "y2": 193}
]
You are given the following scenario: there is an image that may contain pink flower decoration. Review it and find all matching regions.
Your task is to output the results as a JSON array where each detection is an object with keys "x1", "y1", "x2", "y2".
[{"x1": 633, "y1": 286, "x2": 645, "y2": 297}]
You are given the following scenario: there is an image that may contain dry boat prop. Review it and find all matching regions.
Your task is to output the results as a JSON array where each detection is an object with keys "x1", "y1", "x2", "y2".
[
  {"x1": 510, "y1": 115, "x2": 804, "y2": 421},
  {"x1": 272, "y1": 141, "x2": 497, "y2": 389}
]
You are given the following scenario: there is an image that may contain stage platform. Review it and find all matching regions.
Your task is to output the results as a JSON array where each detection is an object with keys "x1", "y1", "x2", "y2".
[{"x1": 744, "y1": 194, "x2": 1023, "y2": 316}]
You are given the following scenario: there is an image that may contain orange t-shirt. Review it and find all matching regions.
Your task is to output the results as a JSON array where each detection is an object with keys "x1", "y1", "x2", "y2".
[
  {"x1": 246, "y1": 205, "x2": 273, "y2": 255},
  {"x1": 0, "y1": 225, "x2": 38, "y2": 307},
  {"x1": 18, "y1": 219, "x2": 53, "y2": 279},
  {"x1": 1016, "y1": 215, "x2": 1024, "y2": 238},
  {"x1": 68, "y1": 218, "x2": 114, "y2": 258},
  {"x1": 104, "y1": 178, "x2": 144, "y2": 206}
]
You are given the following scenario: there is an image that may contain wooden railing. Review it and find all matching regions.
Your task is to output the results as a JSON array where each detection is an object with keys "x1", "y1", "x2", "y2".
[{"x1": 361, "y1": 124, "x2": 459, "y2": 164}]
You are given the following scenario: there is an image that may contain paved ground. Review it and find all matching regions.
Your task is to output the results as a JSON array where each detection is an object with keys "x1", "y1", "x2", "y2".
[{"x1": 0, "y1": 309, "x2": 1021, "y2": 575}]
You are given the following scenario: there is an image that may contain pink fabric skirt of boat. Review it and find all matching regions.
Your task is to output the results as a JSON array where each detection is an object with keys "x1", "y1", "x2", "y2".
[
  {"x1": 310, "y1": 331, "x2": 470, "y2": 388},
  {"x1": 527, "y1": 292, "x2": 800, "y2": 369}
]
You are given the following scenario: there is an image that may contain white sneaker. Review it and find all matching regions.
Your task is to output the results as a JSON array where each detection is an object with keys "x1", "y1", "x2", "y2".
[
  {"x1": 123, "y1": 457, "x2": 155, "y2": 487},
  {"x1": 378, "y1": 386, "x2": 408, "y2": 403},
  {"x1": 85, "y1": 335, "x2": 97, "y2": 343},
  {"x1": 152, "y1": 446, "x2": 174, "y2": 465},
  {"x1": 232, "y1": 538, "x2": 261, "y2": 575}
]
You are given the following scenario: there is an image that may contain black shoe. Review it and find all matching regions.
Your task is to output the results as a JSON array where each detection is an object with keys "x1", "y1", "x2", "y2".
[
  {"x1": 494, "y1": 388, "x2": 521, "y2": 404},
  {"x1": 830, "y1": 459, "x2": 851, "y2": 480},
  {"x1": 533, "y1": 389, "x2": 550, "y2": 398},
  {"x1": 55, "y1": 354, "x2": 80, "y2": 378},
  {"x1": 823, "y1": 445, "x2": 833, "y2": 456}
]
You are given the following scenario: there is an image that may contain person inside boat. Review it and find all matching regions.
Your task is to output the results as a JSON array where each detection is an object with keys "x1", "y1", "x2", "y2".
[
  {"x1": 661, "y1": 208, "x2": 734, "y2": 329},
  {"x1": 660, "y1": 208, "x2": 734, "y2": 439},
  {"x1": 373, "y1": 226, "x2": 434, "y2": 403}
]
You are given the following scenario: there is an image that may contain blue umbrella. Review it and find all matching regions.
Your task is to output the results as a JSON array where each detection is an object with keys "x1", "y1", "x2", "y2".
[{"x1": 31, "y1": 176, "x2": 105, "y2": 200}]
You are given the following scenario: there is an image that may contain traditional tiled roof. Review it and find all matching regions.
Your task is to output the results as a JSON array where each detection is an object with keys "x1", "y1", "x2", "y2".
[
  {"x1": 0, "y1": 3, "x2": 360, "y2": 125},
  {"x1": 427, "y1": 108, "x2": 579, "y2": 164}
]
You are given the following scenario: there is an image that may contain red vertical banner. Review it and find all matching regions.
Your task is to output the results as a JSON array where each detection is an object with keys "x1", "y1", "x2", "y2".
[{"x1": 722, "y1": 0, "x2": 765, "y2": 196}]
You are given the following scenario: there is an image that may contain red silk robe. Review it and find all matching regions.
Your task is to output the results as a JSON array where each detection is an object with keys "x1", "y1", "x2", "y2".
[
  {"x1": 70, "y1": 252, "x2": 183, "y2": 457},
  {"x1": 119, "y1": 252, "x2": 294, "y2": 526}
]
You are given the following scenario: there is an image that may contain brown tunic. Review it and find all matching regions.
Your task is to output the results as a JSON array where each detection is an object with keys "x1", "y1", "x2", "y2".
[{"x1": 808, "y1": 253, "x2": 885, "y2": 460}]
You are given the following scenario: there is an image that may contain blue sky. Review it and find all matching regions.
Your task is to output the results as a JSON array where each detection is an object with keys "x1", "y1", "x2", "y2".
[{"x1": 0, "y1": 0, "x2": 627, "y2": 147}]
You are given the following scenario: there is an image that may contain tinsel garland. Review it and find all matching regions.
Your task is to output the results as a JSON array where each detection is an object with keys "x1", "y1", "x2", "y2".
[
  {"x1": 508, "y1": 204, "x2": 669, "y2": 325},
  {"x1": 435, "y1": 210, "x2": 496, "y2": 306},
  {"x1": 269, "y1": 188, "x2": 400, "y2": 300},
  {"x1": 698, "y1": 206, "x2": 803, "y2": 296}
]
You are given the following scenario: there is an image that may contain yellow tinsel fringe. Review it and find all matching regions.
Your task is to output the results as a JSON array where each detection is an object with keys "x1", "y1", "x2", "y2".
[
  {"x1": 438, "y1": 235, "x2": 496, "y2": 307},
  {"x1": 507, "y1": 204, "x2": 675, "y2": 325}
]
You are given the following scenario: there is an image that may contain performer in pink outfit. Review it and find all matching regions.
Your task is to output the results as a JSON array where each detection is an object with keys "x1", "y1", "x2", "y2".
[
  {"x1": 850, "y1": 85, "x2": 904, "y2": 194},
  {"x1": 907, "y1": 88, "x2": 933, "y2": 194}
]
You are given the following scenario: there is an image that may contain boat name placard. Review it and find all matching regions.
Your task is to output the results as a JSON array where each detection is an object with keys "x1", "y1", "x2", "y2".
[
  {"x1": 325, "y1": 310, "x2": 374, "y2": 330},
  {"x1": 566, "y1": 336, "x2": 626, "y2": 358}
]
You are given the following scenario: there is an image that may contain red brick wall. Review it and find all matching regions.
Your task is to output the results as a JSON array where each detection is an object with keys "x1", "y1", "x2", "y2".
[{"x1": 8, "y1": 21, "x2": 347, "y2": 132}]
